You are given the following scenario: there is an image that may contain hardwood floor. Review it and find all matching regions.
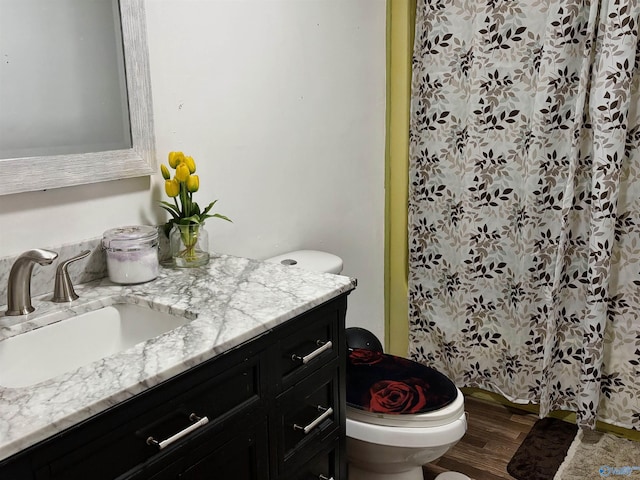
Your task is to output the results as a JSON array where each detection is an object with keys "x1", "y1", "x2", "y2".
[{"x1": 423, "y1": 395, "x2": 538, "y2": 480}]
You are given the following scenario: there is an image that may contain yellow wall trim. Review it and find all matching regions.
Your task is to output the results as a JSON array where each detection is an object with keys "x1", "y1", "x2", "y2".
[{"x1": 385, "y1": 0, "x2": 415, "y2": 356}]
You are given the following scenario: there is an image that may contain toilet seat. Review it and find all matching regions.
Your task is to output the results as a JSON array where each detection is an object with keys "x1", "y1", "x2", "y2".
[
  {"x1": 347, "y1": 391, "x2": 465, "y2": 427},
  {"x1": 346, "y1": 349, "x2": 466, "y2": 447},
  {"x1": 346, "y1": 396, "x2": 467, "y2": 448},
  {"x1": 346, "y1": 349, "x2": 459, "y2": 417}
]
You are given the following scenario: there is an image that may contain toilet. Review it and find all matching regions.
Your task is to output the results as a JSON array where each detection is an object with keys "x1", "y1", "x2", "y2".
[{"x1": 266, "y1": 250, "x2": 469, "y2": 480}]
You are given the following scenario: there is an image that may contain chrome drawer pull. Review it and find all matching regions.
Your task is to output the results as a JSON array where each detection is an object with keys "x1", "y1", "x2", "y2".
[
  {"x1": 318, "y1": 476, "x2": 334, "y2": 480},
  {"x1": 293, "y1": 406, "x2": 333, "y2": 434},
  {"x1": 291, "y1": 340, "x2": 332, "y2": 364},
  {"x1": 146, "y1": 413, "x2": 209, "y2": 450}
]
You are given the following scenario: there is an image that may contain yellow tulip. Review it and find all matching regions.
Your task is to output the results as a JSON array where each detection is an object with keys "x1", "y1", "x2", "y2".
[
  {"x1": 186, "y1": 174, "x2": 200, "y2": 193},
  {"x1": 175, "y1": 163, "x2": 190, "y2": 182},
  {"x1": 184, "y1": 156, "x2": 196, "y2": 174},
  {"x1": 165, "y1": 179, "x2": 180, "y2": 197},
  {"x1": 168, "y1": 151, "x2": 185, "y2": 168},
  {"x1": 160, "y1": 164, "x2": 171, "y2": 180}
]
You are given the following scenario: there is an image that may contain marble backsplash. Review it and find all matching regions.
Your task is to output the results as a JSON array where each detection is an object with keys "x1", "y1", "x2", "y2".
[{"x1": 0, "y1": 228, "x2": 170, "y2": 306}]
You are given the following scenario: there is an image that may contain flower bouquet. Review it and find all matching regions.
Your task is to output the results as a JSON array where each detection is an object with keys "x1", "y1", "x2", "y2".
[{"x1": 159, "y1": 151, "x2": 231, "y2": 267}]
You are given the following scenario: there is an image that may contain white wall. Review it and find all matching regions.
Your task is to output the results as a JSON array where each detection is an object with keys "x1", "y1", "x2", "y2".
[{"x1": 0, "y1": 0, "x2": 386, "y2": 342}]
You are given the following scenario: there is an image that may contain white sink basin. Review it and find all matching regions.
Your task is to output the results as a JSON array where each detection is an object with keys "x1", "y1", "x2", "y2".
[{"x1": 0, "y1": 303, "x2": 192, "y2": 388}]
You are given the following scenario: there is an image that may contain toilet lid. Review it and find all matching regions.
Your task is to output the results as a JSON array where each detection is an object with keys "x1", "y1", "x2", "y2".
[{"x1": 347, "y1": 349, "x2": 458, "y2": 415}]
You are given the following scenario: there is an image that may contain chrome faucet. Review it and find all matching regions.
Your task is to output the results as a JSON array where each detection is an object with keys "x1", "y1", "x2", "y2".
[{"x1": 5, "y1": 249, "x2": 58, "y2": 316}]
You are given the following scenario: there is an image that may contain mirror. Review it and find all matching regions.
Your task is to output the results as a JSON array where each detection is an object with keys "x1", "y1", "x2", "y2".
[{"x1": 0, "y1": 0, "x2": 155, "y2": 196}]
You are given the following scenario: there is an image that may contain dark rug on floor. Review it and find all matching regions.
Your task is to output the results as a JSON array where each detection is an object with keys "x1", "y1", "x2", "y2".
[{"x1": 507, "y1": 417, "x2": 578, "y2": 480}]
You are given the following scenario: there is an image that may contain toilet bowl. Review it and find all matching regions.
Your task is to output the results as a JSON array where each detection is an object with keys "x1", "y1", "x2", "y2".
[
  {"x1": 347, "y1": 411, "x2": 467, "y2": 480},
  {"x1": 266, "y1": 250, "x2": 469, "y2": 480}
]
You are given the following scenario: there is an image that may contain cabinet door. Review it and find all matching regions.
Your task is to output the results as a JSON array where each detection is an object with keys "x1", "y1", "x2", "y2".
[
  {"x1": 179, "y1": 421, "x2": 269, "y2": 480},
  {"x1": 0, "y1": 459, "x2": 34, "y2": 480}
]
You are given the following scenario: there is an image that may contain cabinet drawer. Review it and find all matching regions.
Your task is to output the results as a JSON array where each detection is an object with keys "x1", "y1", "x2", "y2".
[
  {"x1": 285, "y1": 441, "x2": 340, "y2": 480},
  {"x1": 180, "y1": 420, "x2": 269, "y2": 480},
  {"x1": 135, "y1": 362, "x2": 259, "y2": 451},
  {"x1": 275, "y1": 364, "x2": 340, "y2": 472},
  {"x1": 120, "y1": 414, "x2": 269, "y2": 480},
  {"x1": 276, "y1": 303, "x2": 340, "y2": 390},
  {"x1": 38, "y1": 350, "x2": 262, "y2": 480}
]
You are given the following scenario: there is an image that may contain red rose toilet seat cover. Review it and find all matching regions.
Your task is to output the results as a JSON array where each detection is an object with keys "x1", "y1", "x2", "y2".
[{"x1": 347, "y1": 348, "x2": 458, "y2": 415}]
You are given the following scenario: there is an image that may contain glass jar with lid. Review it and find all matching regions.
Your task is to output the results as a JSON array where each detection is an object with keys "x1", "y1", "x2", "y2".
[{"x1": 102, "y1": 225, "x2": 159, "y2": 284}]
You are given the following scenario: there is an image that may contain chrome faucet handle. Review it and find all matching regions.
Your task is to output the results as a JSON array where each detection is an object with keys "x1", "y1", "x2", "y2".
[{"x1": 52, "y1": 250, "x2": 91, "y2": 303}]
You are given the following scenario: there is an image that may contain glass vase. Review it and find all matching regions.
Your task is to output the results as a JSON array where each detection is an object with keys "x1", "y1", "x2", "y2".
[{"x1": 170, "y1": 222, "x2": 210, "y2": 268}]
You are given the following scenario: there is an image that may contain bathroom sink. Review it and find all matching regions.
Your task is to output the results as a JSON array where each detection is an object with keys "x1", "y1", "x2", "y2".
[{"x1": 0, "y1": 303, "x2": 191, "y2": 388}]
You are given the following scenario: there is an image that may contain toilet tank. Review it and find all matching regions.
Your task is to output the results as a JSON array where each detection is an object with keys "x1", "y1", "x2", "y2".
[{"x1": 265, "y1": 250, "x2": 343, "y2": 274}]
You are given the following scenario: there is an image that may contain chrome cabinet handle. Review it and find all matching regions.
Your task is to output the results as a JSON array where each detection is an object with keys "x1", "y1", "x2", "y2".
[
  {"x1": 146, "y1": 413, "x2": 209, "y2": 450},
  {"x1": 293, "y1": 406, "x2": 333, "y2": 434},
  {"x1": 291, "y1": 340, "x2": 332, "y2": 364},
  {"x1": 318, "y1": 476, "x2": 334, "y2": 480}
]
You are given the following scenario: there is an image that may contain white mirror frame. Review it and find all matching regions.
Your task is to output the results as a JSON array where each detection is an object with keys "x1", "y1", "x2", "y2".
[{"x1": 0, "y1": 0, "x2": 155, "y2": 196}]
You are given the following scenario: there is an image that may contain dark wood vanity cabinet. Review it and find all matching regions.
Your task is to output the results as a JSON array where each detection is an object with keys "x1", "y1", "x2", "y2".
[{"x1": 0, "y1": 294, "x2": 348, "y2": 480}]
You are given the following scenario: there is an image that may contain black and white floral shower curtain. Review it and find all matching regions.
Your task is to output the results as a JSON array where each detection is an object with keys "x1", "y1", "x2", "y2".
[{"x1": 408, "y1": 0, "x2": 640, "y2": 429}]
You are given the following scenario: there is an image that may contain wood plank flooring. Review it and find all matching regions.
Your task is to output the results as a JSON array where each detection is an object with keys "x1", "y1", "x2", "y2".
[{"x1": 423, "y1": 396, "x2": 538, "y2": 480}]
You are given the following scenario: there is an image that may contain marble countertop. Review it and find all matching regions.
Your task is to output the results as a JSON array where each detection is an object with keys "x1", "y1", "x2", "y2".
[{"x1": 0, "y1": 254, "x2": 356, "y2": 462}]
